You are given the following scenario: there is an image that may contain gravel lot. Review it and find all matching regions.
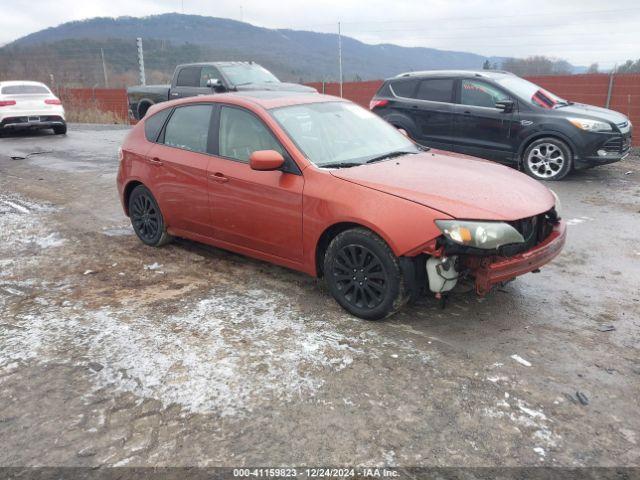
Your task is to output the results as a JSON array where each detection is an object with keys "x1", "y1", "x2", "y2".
[{"x1": 0, "y1": 124, "x2": 639, "y2": 468}]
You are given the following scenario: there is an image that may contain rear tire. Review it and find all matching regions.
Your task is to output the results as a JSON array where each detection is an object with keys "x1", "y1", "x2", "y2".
[
  {"x1": 522, "y1": 137, "x2": 572, "y2": 181},
  {"x1": 324, "y1": 228, "x2": 408, "y2": 320},
  {"x1": 128, "y1": 185, "x2": 172, "y2": 247},
  {"x1": 53, "y1": 123, "x2": 67, "y2": 135},
  {"x1": 138, "y1": 102, "x2": 152, "y2": 119}
]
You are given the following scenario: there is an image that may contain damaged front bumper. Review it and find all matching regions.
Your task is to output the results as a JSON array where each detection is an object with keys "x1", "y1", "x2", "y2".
[{"x1": 461, "y1": 220, "x2": 567, "y2": 295}]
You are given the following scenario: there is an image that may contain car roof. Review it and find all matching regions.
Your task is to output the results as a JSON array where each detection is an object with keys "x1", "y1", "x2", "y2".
[
  {"x1": 165, "y1": 91, "x2": 345, "y2": 110},
  {"x1": 391, "y1": 70, "x2": 515, "y2": 81},
  {"x1": 0, "y1": 80, "x2": 50, "y2": 87},
  {"x1": 178, "y1": 61, "x2": 261, "y2": 68}
]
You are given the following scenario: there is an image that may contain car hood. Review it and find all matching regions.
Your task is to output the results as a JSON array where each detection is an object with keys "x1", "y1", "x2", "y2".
[
  {"x1": 557, "y1": 103, "x2": 628, "y2": 125},
  {"x1": 329, "y1": 150, "x2": 555, "y2": 220},
  {"x1": 236, "y1": 82, "x2": 317, "y2": 93}
]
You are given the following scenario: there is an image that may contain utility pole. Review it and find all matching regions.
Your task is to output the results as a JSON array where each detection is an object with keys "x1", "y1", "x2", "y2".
[
  {"x1": 100, "y1": 48, "x2": 109, "y2": 88},
  {"x1": 136, "y1": 37, "x2": 146, "y2": 86},
  {"x1": 338, "y1": 21, "x2": 343, "y2": 98}
]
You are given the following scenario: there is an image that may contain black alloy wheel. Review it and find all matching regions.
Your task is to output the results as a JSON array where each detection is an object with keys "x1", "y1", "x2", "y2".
[
  {"x1": 333, "y1": 244, "x2": 387, "y2": 310},
  {"x1": 324, "y1": 228, "x2": 407, "y2": 320},
  {"x1": 128, "y1": 185, "x2": 172, "y2": 247}
]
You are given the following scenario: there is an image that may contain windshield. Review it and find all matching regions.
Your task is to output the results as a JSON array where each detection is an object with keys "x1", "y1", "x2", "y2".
[
  {"x1": 494, "y1": 76, "x2": 568, "y2": 108},
  {"x1": 220, "y1": 64, "x2": 280, "y2": 86},
  {"x1": 271, "y1": 102, "x2": 420, "y2": 167}
]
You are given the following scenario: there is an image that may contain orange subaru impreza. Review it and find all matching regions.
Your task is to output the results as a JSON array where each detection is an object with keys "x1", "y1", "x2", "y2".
[{"x1": 117, "y1": 91, "x2": 566, "y2": 319}]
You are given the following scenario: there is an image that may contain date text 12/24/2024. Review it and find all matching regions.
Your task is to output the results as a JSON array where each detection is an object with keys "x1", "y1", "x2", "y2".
[{"x1": 233, "y1": 468, "x2": 400, "y2": 478}]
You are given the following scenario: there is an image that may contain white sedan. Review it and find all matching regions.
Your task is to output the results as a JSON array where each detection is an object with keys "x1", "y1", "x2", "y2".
[{"x1": 0, "y1": 81, "x2": 66, "y2": 135}]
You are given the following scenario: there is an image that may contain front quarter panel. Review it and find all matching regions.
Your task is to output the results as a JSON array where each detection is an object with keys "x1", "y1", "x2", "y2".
[{"x1": 302, "y1": 168, "x2": 451, "y2": 275}]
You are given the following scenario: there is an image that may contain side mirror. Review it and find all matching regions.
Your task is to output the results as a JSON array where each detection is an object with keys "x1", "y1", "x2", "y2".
[
  {"x1": 206, "y1": 78, "x2": 226, "y2": 92},
  {"x1": 495, "y1": 100, "x2": 515, "y2": 113},
  {"x1": 249, "y1": 150, "x2": 285, "y2": 171}
]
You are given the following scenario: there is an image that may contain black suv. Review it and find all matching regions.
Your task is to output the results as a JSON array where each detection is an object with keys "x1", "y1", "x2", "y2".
[{"x1": 370, "y1": 70, "x2": 632, "y2": 180}]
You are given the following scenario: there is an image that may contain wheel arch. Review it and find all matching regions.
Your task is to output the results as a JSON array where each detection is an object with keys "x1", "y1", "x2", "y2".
[
  {"x1": 381, "y1": 112, "x2": 418, "y2": 136},
  {"x1": 122, "y1": 180, "x2": 145, "y2": 216}
]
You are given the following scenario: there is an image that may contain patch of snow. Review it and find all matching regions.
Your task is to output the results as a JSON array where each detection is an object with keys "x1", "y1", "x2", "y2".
[
  {"x1": 34, "y1": 232, "x2": 65, "y2": 248},
  {"x1": 533, "y1": 447, "x2": 546, "y2": 457},
  {"x1": 144, "y1": 262, "x2": 163, "y2": 271},
  {"x1": 566, "y1": 216, "x2": 593, "y2": 226},
  {"x1": 2, "y1": 200, "x2": 30, "y2": 214},
  {"x1": 1, "y1": 287, "x2": 365, "y2": 417},
  {"x1": 511, "y1": 354, "x2": 532, "y2": 367}
]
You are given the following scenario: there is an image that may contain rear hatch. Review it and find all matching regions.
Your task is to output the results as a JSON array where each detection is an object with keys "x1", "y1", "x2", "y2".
[{"x1": 7, "y1": 94, "x2": 53, "y2": 111}]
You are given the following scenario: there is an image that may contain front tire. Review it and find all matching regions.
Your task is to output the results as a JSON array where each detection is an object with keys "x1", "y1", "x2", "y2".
[
  {"x1": 522, "y1": 137, "x2": 572, "y2": 181},
  {"x1": 128, "y1": 185, "x2": 172, "y2": 247},
  {"x1": 324, "y1": 228, "x2": 407, "y2": 320}
]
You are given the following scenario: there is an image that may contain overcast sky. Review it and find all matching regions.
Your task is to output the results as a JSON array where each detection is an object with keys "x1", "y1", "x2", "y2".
[{"x1": 3, "y1": 0, "x2": 639, "y2": 67}]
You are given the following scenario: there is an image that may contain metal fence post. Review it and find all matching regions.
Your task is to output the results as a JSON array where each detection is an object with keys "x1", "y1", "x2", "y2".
[
  {"x1": 605, "y1": 71, "x2": 615, "y2": 109},
  {"x1": 136, "y1": 37, "x2": 146, "y2": 86}
]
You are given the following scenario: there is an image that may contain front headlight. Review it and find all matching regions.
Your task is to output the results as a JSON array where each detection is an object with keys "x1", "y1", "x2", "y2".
[
  {"x1": 549, "y1": 189, "x2": 561, "y2": 216},
  {"x1": 435, "y1": 220, "x2": 524, "y2": 250},
  {"x1": 568, "y1": 117, "x2": 612, "y2": 132}
]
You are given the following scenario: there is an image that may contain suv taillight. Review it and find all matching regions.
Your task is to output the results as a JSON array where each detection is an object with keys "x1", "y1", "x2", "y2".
[
  {"x1": 45, "y1": 99, "x2": 62, "y2": 105},
  {"x1": 369, "y1": 99, "x2": 388, "y2": 110},
  {"x1": 0, "y1": 100, "x2": 16, "y2": 107}
]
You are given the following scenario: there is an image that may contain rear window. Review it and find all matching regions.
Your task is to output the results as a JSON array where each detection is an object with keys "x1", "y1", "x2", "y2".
[
  {"x1": 163, "y1": 104, "x2": 213, "y2": 153},
  {"x1": 144, "y1": 108, "x2": 172, "y2": 142},
  {"x1": 391, "y1": 79, "x2": 419, "y2": 98},
  {"x1": 175, "y1": 67, "x2": 201, "y2": 87},
  {"x1": 1, "y1": 84, "x2": 50, "y2": 94},
  {"x1": 415, "y1": 79, "x2": 454, "y2": 103}
]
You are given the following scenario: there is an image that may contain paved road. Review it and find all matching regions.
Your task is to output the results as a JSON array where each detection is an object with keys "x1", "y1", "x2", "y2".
[{"x1": 1, "y1": 124, "x2": 639, "y2": 467}]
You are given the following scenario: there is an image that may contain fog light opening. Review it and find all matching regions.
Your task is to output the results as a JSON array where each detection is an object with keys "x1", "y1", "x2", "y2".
[{"x1": 597, "y1": 149, "x2": 608, "y2": 157}]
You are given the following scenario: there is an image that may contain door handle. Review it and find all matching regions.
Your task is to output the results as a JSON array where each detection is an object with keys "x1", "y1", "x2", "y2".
[
  {"x1": 171, "y1": 92, "x2": 179, "y2": 97},
  {"x1": 209, "y1": 172, "x2": 229, "y2": 183},
  {"x1": 148, "y1": 157, "x2": 163, "y2": 166}
]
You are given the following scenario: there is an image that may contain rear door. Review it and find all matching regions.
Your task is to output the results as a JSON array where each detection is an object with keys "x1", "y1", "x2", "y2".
[
  {"x1": 404, "y1": 78, "x2": 455, "y2": 150},
  {"x1": 145, "y1": 103, "x2": 216, "y2": 237},
  {"x1": 451, "y1": 78, "x2": 518, "y2": 163},
  {"x1": 206, "y1": 104, "x2": 304, "y2": 261}
]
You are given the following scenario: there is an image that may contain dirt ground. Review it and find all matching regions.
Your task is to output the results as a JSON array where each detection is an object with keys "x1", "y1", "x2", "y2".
[{"x1": 0, "y1": 124, "x2": 639, "y2": 469}]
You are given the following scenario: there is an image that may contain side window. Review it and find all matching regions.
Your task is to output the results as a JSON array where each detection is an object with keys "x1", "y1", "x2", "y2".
[
  {"x1": 163, "y1": 105, "x2": 213, "y2": 153},
  {"x1": 415, "y1": 79, "x2": 454, "y2": 102},
  {"x1": 460, "y1": 79, "x2": 510, "y2": 108},
  {"x1": 200, "y1": 66, "x2": 222, "y2": 87},
  {"x1": 175, "y1": 67, "x2": 202, "y2": 87},
  {"x1": 218, "y1": 106, "x2": 284, "y2": 163},
  {"x1": 144, "y1": 108, "x2": 171, "y2": 142},
  {"x1": 391, "y1": 79, "x2": 418, "y2": 98}
]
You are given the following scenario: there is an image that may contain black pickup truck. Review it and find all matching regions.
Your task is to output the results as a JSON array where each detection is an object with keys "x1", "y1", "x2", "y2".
[{"x1": 127, "y1": 61, "x2": 317, "y2": 119}]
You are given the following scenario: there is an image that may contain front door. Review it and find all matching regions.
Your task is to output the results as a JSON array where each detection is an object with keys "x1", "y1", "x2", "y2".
[
  {"x1": 207, "y1": 105, "x2": 304, "y2": 261},
  {"x1": 451, "y1": 78, "x2": 517, "y2": 163},
  {"x1": 170, "y1": 66, "x2": 225, "y2": 99},
  {"x1": 146, "y1": 103, "x2": 215, "y2": 237}
]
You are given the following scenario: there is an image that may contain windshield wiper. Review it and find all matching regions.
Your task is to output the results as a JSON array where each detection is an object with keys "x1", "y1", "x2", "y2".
[
  {"x1": 319, "y1": 162, "x2": 362, "y2": 169},
  {"x1": 365, "y1": 150, "x2": 417, "y2": 164}
]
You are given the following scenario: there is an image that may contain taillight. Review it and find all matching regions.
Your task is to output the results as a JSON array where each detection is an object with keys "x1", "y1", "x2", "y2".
[
  {"x1": 45, "y1": 98, "x2": 62, "y2": 105},
  {"x1": 0, "y1": 100, "x2": 16, "y2": 107},
  {"x1": 369, "y1": 99, "x2": 389, "y2": 110}
]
